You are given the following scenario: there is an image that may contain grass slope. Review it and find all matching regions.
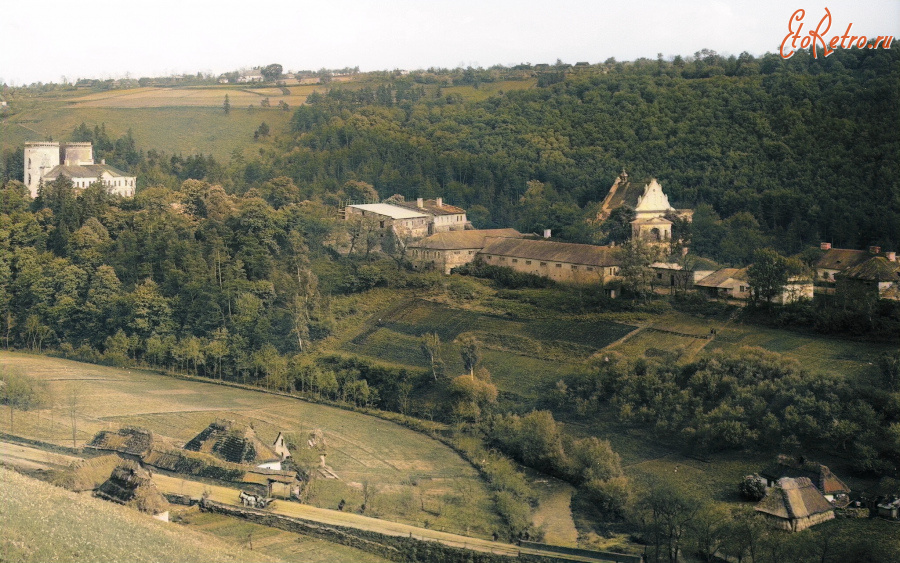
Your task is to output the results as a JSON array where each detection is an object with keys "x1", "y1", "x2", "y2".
[{"x1": 0, "y1": 466, "x2": 278, "y2": 563}]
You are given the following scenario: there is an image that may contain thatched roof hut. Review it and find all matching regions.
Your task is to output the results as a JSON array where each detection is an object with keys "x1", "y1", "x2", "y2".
[
  {"x1": 87, "y1": 427, "x2": 155, "y2": 458},
  {"x1": 755, "y1": 477, "x2": 835, "y2": 532},
  {"x1": 95, "y1": 460, "x2": 168, "y2": 517},
  {"x1": 184, "y1": 419, "x2": 280, "y2": 467}
]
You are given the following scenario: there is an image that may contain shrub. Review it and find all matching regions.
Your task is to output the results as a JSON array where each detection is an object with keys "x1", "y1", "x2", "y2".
[{"x1": 739, "y1": 474, "x2": 767, "y2": 501}]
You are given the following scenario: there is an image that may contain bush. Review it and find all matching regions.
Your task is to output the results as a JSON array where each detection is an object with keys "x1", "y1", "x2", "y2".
[{"x1": 739, "y1": 474, "x2": 767, "y2": 501}]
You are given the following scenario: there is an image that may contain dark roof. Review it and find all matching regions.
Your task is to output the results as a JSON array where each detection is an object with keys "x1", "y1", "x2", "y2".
[
  {"x1": 43, "y1": 163, "x2": 132, "y2": 180},
  {"x1": 694, "y1": 268, "x2": 748, "y2": 288},
  {"x1": 184, "y1": 419, "x2": 279, "y2": 465},
  {"x1": 87, "y1": 427, "x2": 155, "y2": 457},
  {"x1": 755, "y1": 477, "x2": 835, "y2": 520},
  {"x1": 480, "y1": 237, "x2": 620, "y2": 267},
  {"x1": 840, "y1": 256, "x2": 900, "y2": 282},
  {"x1": 393, "y1": 198, "x2": 466, "y2": 216},
  {"x1": 815, "y1": 248, "x2": 871, "y2": 271},
  {"x1": 599, "y1": 177, "x2": 651, "y2": 218},
  {"x1": 761, "y1": 458, "x2": 850, "y2": 496},
  {"x1": 410, "y1": 229, "x2": 522, "y2": 250}
]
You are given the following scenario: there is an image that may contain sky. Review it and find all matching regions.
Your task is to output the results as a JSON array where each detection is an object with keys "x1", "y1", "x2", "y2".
[{"x1": 1, "y1": 0, "x2": 898, "y2": 85}]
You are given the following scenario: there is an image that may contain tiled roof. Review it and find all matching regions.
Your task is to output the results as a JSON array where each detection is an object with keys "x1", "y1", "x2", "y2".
[
  {"x1": 393, "y1": 198, "x2": 466, "y2": 216},
  {"x1": 694, "y1": 268, "x2": 748, "y2": 288},
  {"x1": 815, "y1": 248, "x2": 871, "y2": 271},
  {"x1": 840, "y1": 256, "x2": 900, "y2": 282},
  {"x1": 756, "y1": 477, "x2": 834, "y2": 520},
  {"x1": 410, "y1": 229, "x2": 522, "y2": 250},
  {"x1": 43, "y1": 163, "x2": 132, "y2": 179},
  {"x1": 480, "y1": 237, "x2": 620, "y2": 267}
]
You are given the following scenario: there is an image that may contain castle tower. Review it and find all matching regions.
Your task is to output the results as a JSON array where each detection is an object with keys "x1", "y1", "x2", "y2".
[
  {"x1": 23, "y1": 142, "x2": 61, "y2": 198},
  {"x1": 62, "y1": 142, "x2": 93, "y2": 166}
]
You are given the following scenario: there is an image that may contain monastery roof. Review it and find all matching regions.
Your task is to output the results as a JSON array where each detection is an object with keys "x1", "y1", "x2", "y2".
[
  {"x1": 600, "y1": 176, "x2": 651, "y2": 216},
  {"x1": 43, "y1": 163, "x2": 133, "y2": 180},
  {"x1": 393, "y1": 198, "x2": 467, "y2": 216},
  {"x1": 480, "y1": 237, "x2": 620, "y2": 267},
  {"x1": 815, "y1": 248, "x2": 872, "y2": 271},
  {"x1": 755, "y1": 477, "x2": 834, "y2": 520},
  {"x1": 410, "y1": 229, "x2": 522, "y2": 250},
  {"x1": 694, "y1": 268, "x2": 749, "y2": 288},
  {"x1": 840, "y1": 256, "x2": 900, "y2": 282},
  {"x1": 631, "y1": 217, "x2": 673, "y2": 225},
  {"x1": 634, "y1": 178, "x2": 674, "y2": 213},
  {"x1": 347, "y1": 203, "x2": 428, "y2": 220}
]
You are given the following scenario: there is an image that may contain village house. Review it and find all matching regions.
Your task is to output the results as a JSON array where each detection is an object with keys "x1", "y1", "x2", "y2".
[
  {"x1": 237, "y1": 69, "x2": 264, "y2": 83},
  {"x1": 184, "y1": 419, "x2": 285, "y2": 470},
  {"x1": 390, "y1": 196, "x2": 470, "y2": 234},
  {"x1": 755, "y1": 476, "x2": 836, "y2": 532},
  {"x1": 344, "y1": 203, "x2": 430, "y2": 239},
  {"x1": 650, "y1": 262, "x2": 715, "y2": 291},
  {"x1": 694, "y1": 268, "x2": 751, "y2": 299},
  {"x1": 837, "y1": 253, "x2": 900, "y2": 301},
  {"x1": 24, "y1": 141, "x2": 136, "y2": 198},
  {"x1": 814, "y1": 243, "x2": 881, "y2": 293},
  {"x1": 478, "y1": 237, "x2": 621, "y2": 285},
  {"x1": 409, "y1": 229, "x2": 523, "y2": 274},
  {"x1": 760, "y1": 456, "x2": 850, "y2": 503}
]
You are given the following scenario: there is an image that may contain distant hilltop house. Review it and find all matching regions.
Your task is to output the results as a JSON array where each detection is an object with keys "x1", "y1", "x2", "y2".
[
  {"x1": 816, "y1": 243, "x2": 900, "y2": 300},
  {"x1": 599, "y1": 170, "x2": 693, "y2": 243},
  {"x1": 344, "y1": 196, "x2": 470, "y2": 238},
  {"x1": 24, "y1": 141, "x2": 135, "y2": 198},
  {"x1": 238, "y1": 69, "x2": 264, "y2": 83}
]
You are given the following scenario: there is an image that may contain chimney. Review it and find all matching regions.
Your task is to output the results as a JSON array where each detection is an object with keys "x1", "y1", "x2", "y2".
[
  {"x1": 543, "y1": 229, "x2": 551, "y2": 239},
  {"x1": 101, "y1": 158, "x2": 105, "y2": 165},
  {"x1": 416, "y1": 197, "x2": 424, "y2": 208},
  {"x1": 869, "y1": 246, "x2": 881, "y2": 255},
  {"x1": 886, "y1": 251, "x2": 896, "y2": 262},
  {"x1": 820, "y1": 242, "x2": 832, "y2": 250},
  {"x1": 435, "y1": 197, "x2": 443, "y2": 207}
]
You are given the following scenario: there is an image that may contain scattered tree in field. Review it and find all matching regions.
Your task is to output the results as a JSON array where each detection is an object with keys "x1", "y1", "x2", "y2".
[
  {"x1": 617, "y1": 237, "x2": 658, "y2": 299},
  {"x1": 381, "y1": 228, "x2": 410, "y2": 270},
  {"x1": 0, "y1": 371, "x2": 46, "y2": 432},
  {"x1": 261, "y1": 63, "x2": 283, "y2": 82},
  {"x1": 420, "y1": 332, "x2": 444, "y2": 380},
  {"x1": 223, "y1": 94, "x2": 230, "y2": 114},
  {"x1": 747, "y1": 248, "x2": 789, "y2": 304},
  {"x1": 458, "y1": 335, "x2": 481, "y2": 377}
]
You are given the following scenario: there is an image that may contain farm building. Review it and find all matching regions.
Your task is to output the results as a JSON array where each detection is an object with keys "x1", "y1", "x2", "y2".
[
  {"x1": 650, "y1": 262, "x2": 715, "y2": 291},
  {"x1": 755, "y1": 477, "x2": 835, "y2": 532},
  {"x1": 760, "y1": 456, "x2": 850, "y2": 502},
  {"x1": 389, "y1": 197, "x2": 470, "y2": 234},
  {"x1": 478, "y1": 237, "x2": 621, "y2": 284},
  {"x1": 87, "y1": 427, "x2": 156, "y2": 459},
  {"x1": 344, "y1": 203, "x2": 430, "y2": 239},
  {"x1": 409, "y1": 229, "x2": 523, "y2": 274},
  {"x1": 814, "y1": 244, "x2": 879, "y2": 285},
  {"x1": 238, "y1": 69, "x2": 264, "y2": 82},
  {"x1": 95, "y1": 460, "x2": 169, "y2": 521},
  {"x1": 694, "y1": 268, "x2": 751, "y2": 299},
  {"x1": 24, "y1": 142, "x2": 136, "y2": 198},
  {"x1": 184, "y1": 419, "x2": 284, "y2": 470},
  {"x1": 837, "y1": 254, "x2": 900, "y2": 301}
]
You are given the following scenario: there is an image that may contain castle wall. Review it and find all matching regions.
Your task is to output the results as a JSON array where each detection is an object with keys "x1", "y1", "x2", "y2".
[
  {"x1": 62, "y1": 142, "x2": 94, "y2": 165},
  {"x1": 24, "y1": 142, "x2": 60, "y2": 197}
]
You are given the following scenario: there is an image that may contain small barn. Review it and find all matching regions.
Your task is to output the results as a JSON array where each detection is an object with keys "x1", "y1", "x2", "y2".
[
  {"x1": 760, "y1": 456, "x2": 850, "y2": 502},
  {"x1": 184, "y1": 419, "x2": 283, "y2": 469},
  {"x1": 755, "y1": 477, "x2": 835, "y2": 532},
  {"x1": 87, "y1": 427, "x2": 155, "y2": 459},
  {"x1": 95, "y1": 460, "x2": 169, "y2": 521}
]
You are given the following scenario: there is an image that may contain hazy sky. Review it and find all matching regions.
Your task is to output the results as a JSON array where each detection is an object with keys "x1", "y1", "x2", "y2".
[{"x1": 2, "y1": 0, "x2": 898, "y2": 84}]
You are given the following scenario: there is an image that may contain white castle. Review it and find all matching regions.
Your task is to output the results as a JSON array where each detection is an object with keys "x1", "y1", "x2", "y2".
[{"x1": 24, "y1": 142, "x2": 136, "y2": 198}]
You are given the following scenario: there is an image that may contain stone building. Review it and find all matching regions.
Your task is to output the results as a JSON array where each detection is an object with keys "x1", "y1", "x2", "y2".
[
  {"x1": 390, "y1": 197, "x2": 469, "y2": 234},
  {"x1": 345, "y1": 203, "x2": 430, "y2": 239},
  {"x1": 838, "y1": 254, "x2": 900, "y2": 300},
  {"x1": 694, "y1": 268, "x2": 751, "y2": 299},
  {"x1": 24, "y1": 141, "x2": 136, "y2": 198},
  {"x1": 478, "y1": 237, "x2": 621, "y2": 284},
  {"x1": 409, "y1": 229, "x2": 523, "y2": 274}
]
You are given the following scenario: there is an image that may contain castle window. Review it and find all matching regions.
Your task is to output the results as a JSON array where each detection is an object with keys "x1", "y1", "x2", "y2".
[
  {"x1": 525, "y1": 261, "x2": 531, "y2": 265},
  {"x1": 556, "y1": 263, "x2": 562, "y2": 268},
  {"x1": 571, "y1": 265, "x2": 578, "y2": 270},
  {"x1": 587, "y1": 267, "x2": 594, "y2": 271},
  {"x1": 512, "y1": 259, "x2": 518, "y2": 263},
  {"x1": 540, "y1": 262, "x2": 547, "y2": 267}
]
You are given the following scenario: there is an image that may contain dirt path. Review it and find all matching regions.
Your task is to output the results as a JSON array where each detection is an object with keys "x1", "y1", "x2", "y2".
[{"x1": 0, "y1": 441, "x2": 82, "y2": 470}]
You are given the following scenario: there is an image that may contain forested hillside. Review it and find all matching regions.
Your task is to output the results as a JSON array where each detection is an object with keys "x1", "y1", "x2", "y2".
[{"x1": 268, "y1": 48, "x2": 899, "y2": 256}]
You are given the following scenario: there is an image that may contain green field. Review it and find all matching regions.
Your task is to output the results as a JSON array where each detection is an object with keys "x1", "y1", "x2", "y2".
[{"x1": 0, "y1": 352, "x2": 502, "y2": 537}]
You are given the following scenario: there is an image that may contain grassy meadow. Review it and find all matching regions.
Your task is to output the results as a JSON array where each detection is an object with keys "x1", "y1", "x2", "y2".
[{"x1": 0, "y1": 351, "x2": 503, "y2": 537}]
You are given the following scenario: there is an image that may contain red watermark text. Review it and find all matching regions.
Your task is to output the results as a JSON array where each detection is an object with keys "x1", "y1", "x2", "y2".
[{"x1": 780, "y1": 8, "x2": 894, "y2": 59}]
